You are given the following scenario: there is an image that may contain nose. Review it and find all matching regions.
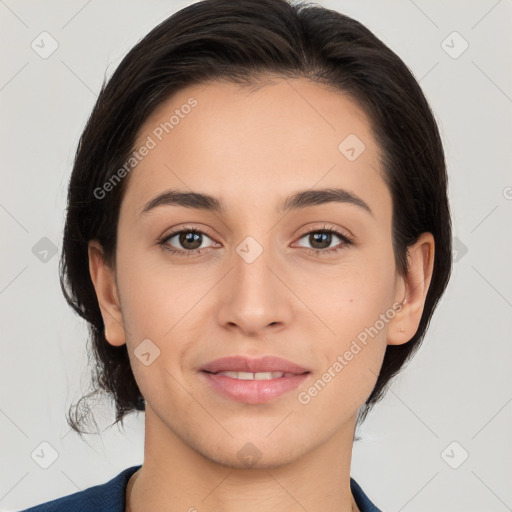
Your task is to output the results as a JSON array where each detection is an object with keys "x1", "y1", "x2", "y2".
[{"x1": 216, "y1": 240, "x2": 294, "y2": 336}]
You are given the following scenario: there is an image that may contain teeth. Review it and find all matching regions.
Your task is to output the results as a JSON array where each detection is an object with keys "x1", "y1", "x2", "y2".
[{"x1": 216, "y1": 371, "x2": 286, "y2": 380}]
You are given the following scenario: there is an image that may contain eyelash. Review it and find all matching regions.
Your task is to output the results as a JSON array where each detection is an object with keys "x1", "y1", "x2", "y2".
[{"x1": 157, "y1": 224, "x2": 353, "y2": 258}]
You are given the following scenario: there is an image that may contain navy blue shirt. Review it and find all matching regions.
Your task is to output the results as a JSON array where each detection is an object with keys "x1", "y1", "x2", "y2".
[{"x1": 19, "y1": 464, "x2": 382, "y2": 511}]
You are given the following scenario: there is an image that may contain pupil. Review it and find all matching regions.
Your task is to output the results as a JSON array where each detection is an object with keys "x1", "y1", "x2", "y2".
[
  {"x1": 311, "y1": 232, "x2": 331, "y2": 249},
  {"x1": 180, "y1": 231, "x2": 202, "y2": 250}
]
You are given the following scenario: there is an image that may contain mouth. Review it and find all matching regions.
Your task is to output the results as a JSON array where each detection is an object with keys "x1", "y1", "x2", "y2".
[
  {"x1": 199, "y1": 355, "x2": 311, "y2": 404},
  {"x1": 202, "y1": 370, "x2": 306, "y2": 380},
  {"x1": 200, "y1": 366, "x2": 310, "y2": 404},
  {"x1": 200, "y1": 355, "x2": 310, "y2": 375}
]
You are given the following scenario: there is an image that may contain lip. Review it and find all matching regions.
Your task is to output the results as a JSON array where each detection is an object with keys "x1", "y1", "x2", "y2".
[
  {"x1": 201, "y1": 355, "x2": 310, "y2": 374},
  {"x1": 200, "y1": 355, "x2": 310, "y2": 404},
  {"x1": 200, "y1": 371, "x2": 310, "y2": 404}
]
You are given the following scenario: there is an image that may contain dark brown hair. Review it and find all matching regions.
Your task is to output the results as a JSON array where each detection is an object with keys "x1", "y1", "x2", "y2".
[{"x1": 60, "y1": 0, "x2": 452, "y2": 435}]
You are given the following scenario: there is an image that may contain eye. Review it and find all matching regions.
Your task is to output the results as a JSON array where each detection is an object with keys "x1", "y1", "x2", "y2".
[
  {"x1": 158, "y1": 227, "x2": 218, "y2": 257},
  {"x1": 294, "y1": 225, "x2": 353, "y2": 256},
  {"x1": 158, "y1": 224, "x2": 353, "y2": 258}
]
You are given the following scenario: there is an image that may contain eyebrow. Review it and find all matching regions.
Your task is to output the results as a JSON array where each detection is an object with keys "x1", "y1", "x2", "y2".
[{"x1": 140, "y1": 187, "x2": 373, "y2": 217}]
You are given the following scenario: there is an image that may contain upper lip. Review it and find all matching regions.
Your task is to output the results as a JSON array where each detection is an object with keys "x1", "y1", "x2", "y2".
[{"x1": 201, "y1": 356, "x2": 310, "y2": 374}]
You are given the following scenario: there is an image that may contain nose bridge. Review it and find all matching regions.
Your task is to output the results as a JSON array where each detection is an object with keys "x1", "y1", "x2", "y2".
[
  {"x1": 233, "y1": 232, "x2": 278, "y2": 310},
  {"x1": 217, "y1": 231, "x2": 291, "y2": 333}
]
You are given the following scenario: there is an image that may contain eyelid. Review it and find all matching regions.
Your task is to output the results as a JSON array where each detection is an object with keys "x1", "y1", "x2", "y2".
[
  {"x1": 160, "y1": 223, "x2": 216, "y2": 240},
  {"x1": 295, "y1": 223, "x2": 353, "y2": 241}
]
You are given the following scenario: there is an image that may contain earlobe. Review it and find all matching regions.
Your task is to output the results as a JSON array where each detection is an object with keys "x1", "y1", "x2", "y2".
[
  {"x1": 387, "y1": 232, "x2": 435, "y2": 346},
  {"x1": 88, "y1": 240, "x2": 126, "y2": 347}
]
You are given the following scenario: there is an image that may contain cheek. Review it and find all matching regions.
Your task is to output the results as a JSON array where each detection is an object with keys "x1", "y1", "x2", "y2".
[
  {"x1": 301, "y1": 247, "x2": 397, "y2": 338},
  {"x1": 116, "y1": 249, "x2": 199, "y2": 402},
  {"x1": 300, "y1": 248, "x2": 396, "y2": 406},
  {"x1": 115, "y1": 242, "x2": 198, "y2": 337},
  {"x1": 297, "y1": 269, "x2": 395, "y2": 419}
]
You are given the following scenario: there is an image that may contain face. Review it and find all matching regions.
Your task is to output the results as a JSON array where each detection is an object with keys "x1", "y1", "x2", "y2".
[{"x1": 90, "y1": 77, "x2": 431, "y2": 469}]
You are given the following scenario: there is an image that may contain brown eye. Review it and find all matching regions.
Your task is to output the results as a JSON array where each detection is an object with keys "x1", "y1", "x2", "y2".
[
  {"x1": 159, "y1": 229, "x2": 217, "y2": 256},
  {"x1": 295, "y1": 229, "x2": 352, "y2": 254},
  {"x1": 308, "y1": 232, "x2": 334, "y2": 250},
  {"x1": 177, "y1": 231, "x2": 203, "y2": 250}
]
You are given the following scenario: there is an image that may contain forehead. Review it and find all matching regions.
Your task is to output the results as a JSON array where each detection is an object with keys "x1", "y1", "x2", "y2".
[{"x1": 122, "y1": 77, "x2": 388, "y2": 220}]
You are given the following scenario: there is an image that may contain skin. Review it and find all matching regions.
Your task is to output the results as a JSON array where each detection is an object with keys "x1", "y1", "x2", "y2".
[{"x1": 88, "y1": 77, "x2": 434, "y2": 512}]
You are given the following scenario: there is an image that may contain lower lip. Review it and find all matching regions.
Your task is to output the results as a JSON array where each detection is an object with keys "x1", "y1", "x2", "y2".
[{"x1": 201, "y1": 371, "x2": 310, "y2": 404}]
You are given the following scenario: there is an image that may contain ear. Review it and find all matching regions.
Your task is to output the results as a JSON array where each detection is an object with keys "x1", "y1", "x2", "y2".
[
  {"x1": 88, "y1": 240, "x2": 126, "y2": 347},
  {"x1": 387, "y1": 232, "x2": 435, "y2": 346}
]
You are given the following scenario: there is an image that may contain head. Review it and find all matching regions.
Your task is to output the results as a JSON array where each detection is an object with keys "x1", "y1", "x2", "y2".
[{"x1": 61, "y1": 0, "x2": 452, "y2": 452}]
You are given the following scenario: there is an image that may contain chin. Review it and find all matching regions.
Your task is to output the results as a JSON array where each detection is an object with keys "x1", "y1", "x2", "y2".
[{"x1": 201, "y1": 437, "x2": 308, "y2": 470}]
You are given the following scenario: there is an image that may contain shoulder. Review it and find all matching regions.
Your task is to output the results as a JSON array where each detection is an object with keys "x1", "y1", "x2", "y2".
[
  {"x1": 18, "y1": 465, "x2": 142, "y2": 512},
  {"x1": 350, "y1": 477, "x2": 383, "y2": 512}
]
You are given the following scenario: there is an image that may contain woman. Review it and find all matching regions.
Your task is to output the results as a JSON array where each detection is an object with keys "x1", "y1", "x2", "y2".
[{"x1": 21, "y1": 0, "x2": 452, "y2": 510}]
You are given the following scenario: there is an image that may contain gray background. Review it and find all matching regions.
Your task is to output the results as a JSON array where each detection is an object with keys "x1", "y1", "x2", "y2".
[{"x1": 1, "y1": 1, "x2": 511, "y2": 511}]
